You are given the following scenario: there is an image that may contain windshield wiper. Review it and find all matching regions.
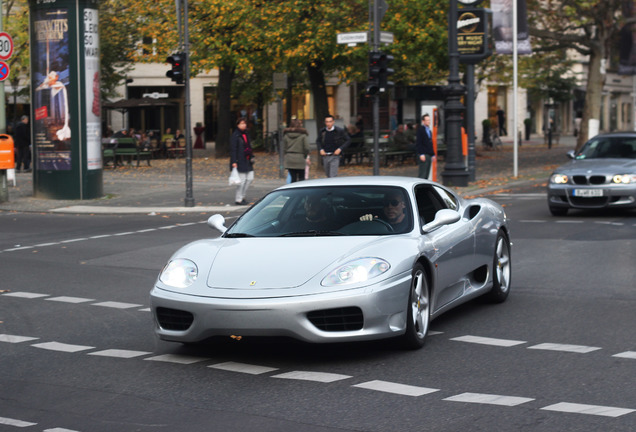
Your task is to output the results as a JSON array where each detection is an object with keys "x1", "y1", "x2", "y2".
[
  {"x1": 224, "y1": 232, "x2": 255, "y2": 238},
  {"x1": 280, "y1": 230, "x2": 344, "y2": 237}
]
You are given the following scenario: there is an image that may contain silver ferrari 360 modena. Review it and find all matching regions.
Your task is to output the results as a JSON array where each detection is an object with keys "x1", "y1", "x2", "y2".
[{"x1": 150, "y1": 176, "x2": 511, "y2": 349}]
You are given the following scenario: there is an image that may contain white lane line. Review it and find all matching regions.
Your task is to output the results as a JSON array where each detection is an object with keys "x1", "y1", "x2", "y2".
[
  {"x1": 59, "y1": 238, "x2": 87, "y2": 244},
  {"x1": 144, "y1": 354, "x2": 209, "y2": 364},
  {"x1": 46, "y1": 296, "x2": 94, "y2": 304},
  {"x1": 136, "y1": 229, "x2": 157, "y2": 233},
  {"x1": 444, "y1": 392, "x2": 534, "y2": 406},
  {"x1": 353, "y1": 380, "x2": 439, "y2": 397},
  {"x1": 3, "y1": 246, "x2": 34, "y2": 251},
  {"x1": 34, "y1": 242, "x2": 59, "y2": 247},
  {"x1": 114, "y1": 232, "x2": 134, "y2": 236},
  {"x1": 91, "y1": 301, "x2": 143, "y2": 309},
  {"x1": 555, "y1": 220, "x2": 584, "y2": 224},
  {"x1": 527, "y1": 343, "x2": 601, "y2": 353},
  {"x1": 451, "y1": 335, "x2": 526, "y2": 347},
  {"x1": 0, "y1": 416, "x2": 37, "y2": 427},
  {"x1": 32, "y1": 341, "x2": 95, "y2": 353},
  {"x1": 0, "y1": 334, "x2": 39, "y2": 343},
  {"x1": 518, "y1": 220, "x2": 546, "y2": 223},
  {"x1": 613, "y1": 351, "x2": 636, "y2": 359},
  {"x1": 88, "y1": 349, "x2": 152, "y2": 359},
  {"x1": 89, "y1": 234, "x2": 112, "y2": 239},
  {"x1": 209, "y1": 361, "x2": 278, "y2": 375},
  {"x1": 272, "y1": 371, "x2": 352, "y2": 383},
  {"x1": 138, "y1": 307, "x2": 151, "y2": 312},
  {"x1": 541, "y1": 402, "x2": 635, "y2": 417},
  {"x1": 44, "y1": 427, "x2": 80, "y2": 431},
  {"x1": 2, "y1": 291, "x2": 49, "y2": 299},
  {"x1": 428, "y1": 330, "x2": 443, "y2": 336}
]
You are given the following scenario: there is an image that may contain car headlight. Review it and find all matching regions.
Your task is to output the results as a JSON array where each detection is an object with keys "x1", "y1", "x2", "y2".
[
  {"x1": 159, "y1": 259, "x2": 198, "y2": 288},
  {"x1": 322, "y1": 258, "x2": 390, "y2": 287},
  {"x1": 612, "y1": 174, "x2": 636, "y2": 184},
  {"x1": 550, "y1": 174, "x2": 569, "y2": 184}
]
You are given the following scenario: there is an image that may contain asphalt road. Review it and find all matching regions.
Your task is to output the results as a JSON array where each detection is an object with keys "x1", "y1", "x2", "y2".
[{"x1": 1, "y1": 187, "x2": 635, "y2": 432}]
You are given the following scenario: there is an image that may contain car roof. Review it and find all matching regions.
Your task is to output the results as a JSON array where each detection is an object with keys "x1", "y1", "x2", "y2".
[
  {"x1": 589, "y1": 131, "x2": 636, "y2": 139},
  {"x1": 276, "y1": 176, "x2": 437, "y2": 190}
]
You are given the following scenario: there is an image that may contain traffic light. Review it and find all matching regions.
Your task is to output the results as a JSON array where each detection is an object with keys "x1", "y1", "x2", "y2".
[
  {"x1": 366, "y1": 51, "x2": 382, "y2": 95},
  {"x1": 378, "y1": 52, "x2": 394, "y2": 91},
  {"x1": 366, "y1": 51, "x2": 394, "y2": 95},
  {"x1": 166, "y1": 52, "x2": 186, "y2": 84}
]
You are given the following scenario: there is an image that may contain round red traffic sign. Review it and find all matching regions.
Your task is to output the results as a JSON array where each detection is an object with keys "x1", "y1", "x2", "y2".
[
  {"x1": 0, "y1": 61, "x2": 10, "y2": 81},
  {"x1": 0, "y1": 32, "x2": 14, "y2": 60}
]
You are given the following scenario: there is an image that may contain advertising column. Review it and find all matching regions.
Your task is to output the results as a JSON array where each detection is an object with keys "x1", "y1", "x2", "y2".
[{"x1": 30, "y1": 0, "x2": 102, "y2": 199}]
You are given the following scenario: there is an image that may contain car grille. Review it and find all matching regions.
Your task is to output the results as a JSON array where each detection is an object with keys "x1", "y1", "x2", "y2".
[
  {"x1": 572, "y1": 175, "x2": 607, "y2": 185},
  {"x1": 569, "y1": 197, "x2": 609, "y2": 207},
  {"x1": 156, "y1": 307, "x2": 194, "y2": 331},
  {"x1": 307, "y1": 307, "x2": 364, "y2": 332}
]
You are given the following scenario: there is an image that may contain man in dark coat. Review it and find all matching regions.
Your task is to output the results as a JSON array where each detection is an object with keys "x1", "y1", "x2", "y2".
[
  {"x1": 14, "y1": 115, "x2": 31, "y2": 172},
  {"x1": 316, "y1": 114, "x2": 350, "y2": 177},
  {"x1": 415, "y1": 114, "x2": 435, "y2": 179}
]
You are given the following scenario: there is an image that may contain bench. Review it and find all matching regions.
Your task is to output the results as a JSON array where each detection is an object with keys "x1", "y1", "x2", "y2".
[{"x1": 102, "y1": 138, "x2": 152, "y2": 168}]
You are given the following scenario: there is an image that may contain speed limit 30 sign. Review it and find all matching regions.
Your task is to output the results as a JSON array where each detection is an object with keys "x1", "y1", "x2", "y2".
[{"x1": 0, "y1": 32, "x2": 14, "y2": 61}]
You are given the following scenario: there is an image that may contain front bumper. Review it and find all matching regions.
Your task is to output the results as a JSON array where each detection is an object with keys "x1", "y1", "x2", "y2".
[
  {"x1": 547, "y1": 184, "x2": 636, "y2": 210},
  {"x1": 150, "y1": 272, "x2": 412, "y2": 344}
]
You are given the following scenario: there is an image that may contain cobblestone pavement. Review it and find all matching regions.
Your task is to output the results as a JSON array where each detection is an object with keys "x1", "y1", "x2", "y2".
[{"x1": 0, "y1": 135, "x2": 576, "y2": 214}]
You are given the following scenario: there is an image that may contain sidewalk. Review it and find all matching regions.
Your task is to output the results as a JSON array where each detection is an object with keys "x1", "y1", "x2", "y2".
[{"x1": 0, "y1": 135, "x2": 576, "y2": 214}]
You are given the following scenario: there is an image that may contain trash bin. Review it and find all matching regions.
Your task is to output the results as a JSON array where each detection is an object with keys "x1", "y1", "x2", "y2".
[{"x1": 0, "y1": 134, "x2": 15, "y2": 203}]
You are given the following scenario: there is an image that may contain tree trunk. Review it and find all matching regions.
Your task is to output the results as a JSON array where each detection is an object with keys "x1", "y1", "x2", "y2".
[
  {"x1": 215, "y1": 65, "x2": 235, "y2": 158},
  {"x1": 308, "y1": 61, "x2": 329, "y2": 138},
  {"x1": 578, "y1": 46, "x2": 605, "y2": 151}
]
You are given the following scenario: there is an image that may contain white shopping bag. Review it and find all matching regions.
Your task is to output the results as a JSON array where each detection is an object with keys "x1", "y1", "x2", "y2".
[{"x1": 228, "y1": 167, "x2": 241, "y2": 186}]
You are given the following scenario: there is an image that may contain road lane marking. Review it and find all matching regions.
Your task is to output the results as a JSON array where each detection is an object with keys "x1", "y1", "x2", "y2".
[
  {"x1": 2, "y1": 291, "x2": 49, "y2": 298},
  {"x1": 555, "y1": 220, "x2": 584, "y2": 224},
  {"x1": 272, "y1": 371, "x2": 352, "y2": 383},
  {"x1": 451, "y1": 335, "x2": 526, "y2": 347},
  {"x1": 32, "y1": 341, "x2": 95, "y2": 353},
  {"x1": 59, "y1": 238, "x2": 88, "y2": 243},
  {"x1": 541, "y1": 402, "x2": 635, "y2": 417},
  {"x1": 44, "y1": 427, "x2": 80, "y2": 431},
  {"x1": 88, "y1": 349, "x2": 152, "y2": 359},
  {"x1": 444, "y1": 392, "x2": 534, "y2": 406},
  {"x1": 91, "y1": 301, "x2": 143, "y2": 309},
  {"x1": 613, "y1": 351, "x2": 636, "y2": 359},
  {"x1": 0, "y1": 334, "x2": 39, "y2": 343},
  {"x1": 0, "y1": 416, "x2": 37, "y2": 427},
  {"x1": 518, "y1": 220, "x2": 546, "y2": 223},
  {"x1": 46, "y1": 296, "x2": 94, "y2": 304},
  {"x1": 353, "y1": 380, "x2": 439, "y2": 397},
  {"x1": 527, "y1": 343, "x2": 601, "y2": 353},
  {"x1": 209, "y1": 362, "x2": 278, "y2": 375},
  {"x1": 144, "y1": 354, "x2": 209, "y2": 364}
]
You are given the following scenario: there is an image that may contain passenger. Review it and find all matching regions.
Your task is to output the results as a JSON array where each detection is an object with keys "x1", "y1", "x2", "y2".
[{"x1": 287, "y1": 194, "x2": 340, "y2": 233}]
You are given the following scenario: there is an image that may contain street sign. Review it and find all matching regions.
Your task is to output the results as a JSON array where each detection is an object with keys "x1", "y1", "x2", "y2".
[
  {"x1": 337, "y1": 32, "x2": 368, "y2": 45},
  {"x1": 0, "y1": 61, "x2": 9, "y2": 81},
  {"x1": 0, "y1": 32, "x2": 14, "y2": 60},
  {"x1": 380, "y1": 31, "x2": 394, "y2": 44}
]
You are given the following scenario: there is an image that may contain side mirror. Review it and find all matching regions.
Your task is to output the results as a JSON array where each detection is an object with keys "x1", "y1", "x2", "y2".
[
  {"x1": 207, "y1": 214, "x2": 227, "y2": 233},
  {"x1": 422, "y1": 209, "x2": 461, "y2": 233},
  {"x1": 566, "y1": 150, "x2": 576, "y2": 159}
]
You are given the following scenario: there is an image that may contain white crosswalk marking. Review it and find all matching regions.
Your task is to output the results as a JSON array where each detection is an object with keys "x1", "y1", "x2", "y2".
[
  {"x1": 451, "y1": 335, "x2": 526, "y2": 347},
  {"x1": 2, "y1": 291, "x2": 49, "y2": 298},
  {"x1": 353, "y1": 380, "x2": 439, "y2": 397},
  {"x1": 528, "y1": 343, "x2": 601, "y2": 353},
  {"x1": 209, "y1": 362, "x2": 278, "y2": 375},
  {"x1": 91, "y1": 301, "x2": 142, "y2": 309},
  {"x1": 46, "y1": 296, "x2": 94, "y2": 304},
  {"x1": 541, "y1": 402, "x2": 635, "y2": 417},
  {"x1": 88, "y1": 349, "x2": 152, "y2": 358},
  {"x1": 44, "y1": 428, "x2": 80, "y2": 432},
  {"x1": 0, "y1": 416, "x2": 37, "y2": 427},
  {"x1": 444, "y1": 392, "x2": 534, "y2": 406},
  {"x1": 272, "y1": 371, "x2": 352, "y2": 383},
  {"x1": 32, "y1": 342, "x2": 95, "y2": 353},
  {"x1": 0, "y1": 334, "x2": 39, "y2": 343},
  {"x1": 612, "y1": 351, "x2": 636, "y2": 359},
  {"x1": 144, "y1": 354, "x2": 209, "y2": 364}
]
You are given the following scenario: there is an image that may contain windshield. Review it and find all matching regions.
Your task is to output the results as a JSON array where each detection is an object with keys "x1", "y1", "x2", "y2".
[
  {"x1": 575, "y1": 137, "x2": 636, "y2": 159},
  {"x1": 225, "y1": 186, "x2": 413, "y2": 237}
]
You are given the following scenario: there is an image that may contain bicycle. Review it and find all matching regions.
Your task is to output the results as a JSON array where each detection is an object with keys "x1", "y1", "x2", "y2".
[
  {"x1": 482, "y1": 130, "x2": 503, "y2": 151},
  {"x1": 265, "y1": 131, "x2": 280, "y2": 153}
]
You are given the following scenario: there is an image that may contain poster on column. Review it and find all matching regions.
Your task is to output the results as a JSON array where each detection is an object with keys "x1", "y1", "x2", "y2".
[
  {"x1": 84, "y1": 7, "x2": 101, "y2": 169},
  {"x1": 491, "y1": 0, "x2": 532, "y2": 55},
  {"x1": 32, "y1": 8, "x2": 72, "y2": 170}
]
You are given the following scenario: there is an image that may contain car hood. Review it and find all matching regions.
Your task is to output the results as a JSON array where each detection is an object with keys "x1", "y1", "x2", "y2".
[{"x1": 555, "y1": 158, "x2": 636, "y2": 174}]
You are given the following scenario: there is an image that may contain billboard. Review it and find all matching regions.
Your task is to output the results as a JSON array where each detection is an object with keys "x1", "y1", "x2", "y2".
[{"x1": 491, "y1": 0, "x2": 532, "y2": 55}]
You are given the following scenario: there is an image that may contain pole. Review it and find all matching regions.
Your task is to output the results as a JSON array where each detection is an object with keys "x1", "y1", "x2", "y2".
[
  {"x1": 512, "y1": 0, "x2": 518, "y2": 178},
  {"x1": 441, "y1": 0, "x2": 469, "y2": 187},
  {"x1": 372, "y1": 0, "x2": 380, "y2": 176},
  {"x1": 183, "y1": 0, "x2": 194, "y2": 207},
  {"x1": 466, "y1": 64, "x2": 476, "y2": 182}
]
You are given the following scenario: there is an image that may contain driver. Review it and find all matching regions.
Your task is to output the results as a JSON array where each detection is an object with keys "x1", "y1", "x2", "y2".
[{"x1": 360, "y1": 192, "x2": 410, "y2": 232}]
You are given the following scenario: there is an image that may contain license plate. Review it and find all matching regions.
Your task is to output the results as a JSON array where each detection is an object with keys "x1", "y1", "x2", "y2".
[{"x1": 573, "y1": 189, "x2": 603, "y2": 197}]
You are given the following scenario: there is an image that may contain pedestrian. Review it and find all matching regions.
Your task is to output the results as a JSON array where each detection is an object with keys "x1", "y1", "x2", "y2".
[
  {"x1": 496, "y1": 106, "x2": 507, "y2": 136},
  {"x1": 14, "y1": 115, "x2": 31, "y2": 173},
  {"x1": 194, "y1": 122, "x2": 205, "y2": 149},
  {"x1": 415, "y1": 113, "x2": 435, "y2": 179},
  {"x1": 283, "y1": 119, "x2": 310, "y2": 182},
  {"x1": 316, "y1": 114, "x2": 350, "y2": 177},
  {"x1": 230, "y1": 117, "x2": 254, "y2": 205}
]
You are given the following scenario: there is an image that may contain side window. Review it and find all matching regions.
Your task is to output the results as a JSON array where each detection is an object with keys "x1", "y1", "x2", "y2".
[
  {"x1": 432, "y1": 186, "x2": 459, "y2": 211},
  {"x1": 415, "y1": 186, "x2": 445, "y2": 224}
]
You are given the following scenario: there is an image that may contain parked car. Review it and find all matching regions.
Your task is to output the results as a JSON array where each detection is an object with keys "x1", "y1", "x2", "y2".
[
  {"x1": 150, "y1": 176, "x2": 512, "y2": 349},
  {"x1": 547, "y1": 132, "x2": 636, "y2": 216}
]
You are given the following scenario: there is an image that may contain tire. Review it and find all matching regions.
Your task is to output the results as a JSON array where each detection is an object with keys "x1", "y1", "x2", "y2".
[
  {"x1": 400, "y1": 263, "x2": 430, "y2": 349},
  {"x1": 549, "y1": 206, "x2": 568, "y2": 216},
  {"x1": 485, "y1": 231, "x2": 511, "y2": 303}
]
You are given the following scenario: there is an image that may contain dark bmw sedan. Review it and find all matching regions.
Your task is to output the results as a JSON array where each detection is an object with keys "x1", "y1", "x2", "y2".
[{"x1": 547, "y1": 132, "x2": 636, "y2": 216}]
